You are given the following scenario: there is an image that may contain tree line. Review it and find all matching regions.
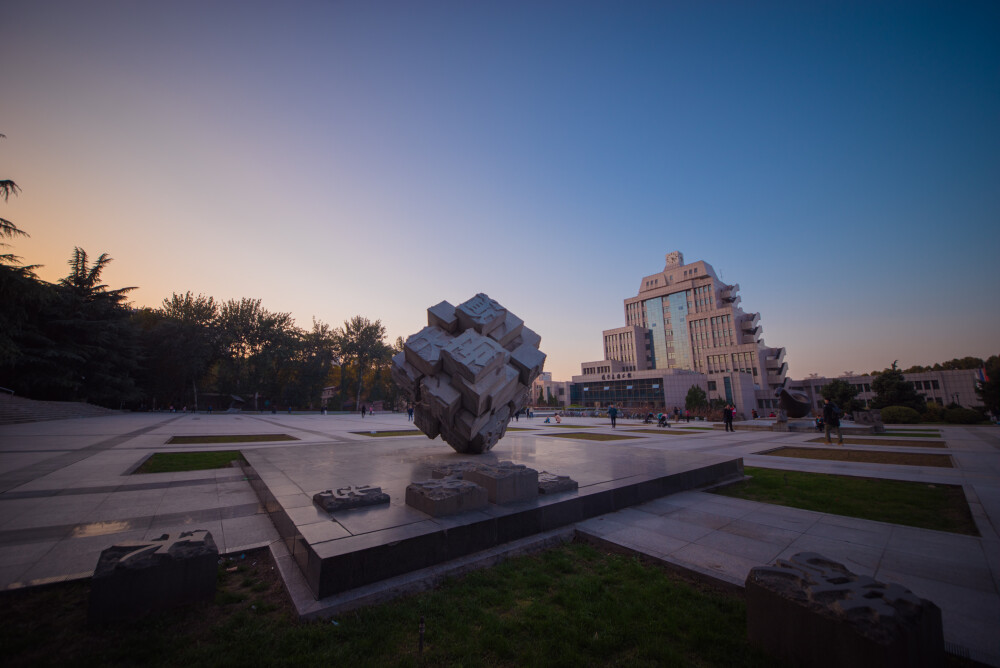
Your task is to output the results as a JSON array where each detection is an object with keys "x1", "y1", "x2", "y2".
[
  {"x1": 1, "y1": 138, "x2": 400, "y2": 410},
  {"x1": 1, "y1": 253, "x2": 402, "y2": 411}
]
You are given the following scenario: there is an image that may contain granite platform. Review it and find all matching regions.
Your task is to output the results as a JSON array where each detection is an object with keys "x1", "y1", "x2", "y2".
[{"x1": 240, "y1": 435, "x2": 743, "y2": 599}]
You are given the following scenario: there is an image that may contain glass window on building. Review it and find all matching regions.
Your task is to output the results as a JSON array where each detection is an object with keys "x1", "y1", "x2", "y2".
[{"x1": 931, "y1": 380, "x2": 939, "y2": 389}]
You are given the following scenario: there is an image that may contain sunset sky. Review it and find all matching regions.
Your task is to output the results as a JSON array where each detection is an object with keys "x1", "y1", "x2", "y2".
[{"x1": 2, "y1": 1, "x2": 997, "y2": 381}]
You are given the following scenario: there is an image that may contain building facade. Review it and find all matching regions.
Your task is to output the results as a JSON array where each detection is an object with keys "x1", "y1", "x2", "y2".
[
  {"x1": 549, "y1": 251, "x2": 986, "y2": 417},
  {"x1": 781, "y1": 369, "x2": 982, "y2": 413},
  {"x1": 569, "y1": 251, "x2": 786, "y2": 411}
]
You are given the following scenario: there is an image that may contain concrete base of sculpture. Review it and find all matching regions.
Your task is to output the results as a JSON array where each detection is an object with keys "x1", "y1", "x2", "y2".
[
  {"x1": 313, "y1": 485, "x2": 390, "y2": 512},
  {"x1": 88, "y1": 530, "x2": 219, "y2": 624},
  {"x1": 242, "y1": 440, "x2": 742, "y2": 600},
  {"x1": 746, "y1": 552, "x2": 944, "y2": 668},
  {"x1": 405, "y1": 478, "x2": 489, "y2": 517}
]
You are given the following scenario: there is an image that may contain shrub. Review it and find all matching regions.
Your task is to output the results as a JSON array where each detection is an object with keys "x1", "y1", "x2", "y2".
[
  {"x1": 921, "y1": 402, "x2": 944, "y2": 423},
  {"x1": 943, "y1": 407, "x2": 985, "y2": 424},
  {"x1": 880, "y1": 406, "x2": 921, "y2": 424}
]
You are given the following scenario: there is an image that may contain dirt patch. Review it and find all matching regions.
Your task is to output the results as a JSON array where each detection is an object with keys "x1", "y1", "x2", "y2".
[{"x1": 762, "y1": 447, "x2": 953, "y2": 468}]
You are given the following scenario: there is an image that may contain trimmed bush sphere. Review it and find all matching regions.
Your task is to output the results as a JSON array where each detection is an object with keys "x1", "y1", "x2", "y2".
[{"x1": 880, "y1": 406, "x2": 921, "y2": 424}]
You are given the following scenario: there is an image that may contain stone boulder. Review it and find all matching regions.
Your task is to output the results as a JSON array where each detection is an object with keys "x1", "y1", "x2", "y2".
[{"x1": 746, "y1": 552, "x2": 943, "y2": 668}]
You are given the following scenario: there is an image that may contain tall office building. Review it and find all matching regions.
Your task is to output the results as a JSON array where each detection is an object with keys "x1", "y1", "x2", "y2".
[{"x1": 573, "y1": 251, "x2": 787, "y2": 410}]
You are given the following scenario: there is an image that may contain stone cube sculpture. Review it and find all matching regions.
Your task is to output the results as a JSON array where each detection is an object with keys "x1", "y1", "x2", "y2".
[
  {"x1": 88, "y1": 530, "x2": 218, "y2": 624},
  {"x1": 746, "y1": 552, "x2": 944, "y2": 668},
  {"x1": 393, "y1": 294, "x2": 546, "y2": 454}
]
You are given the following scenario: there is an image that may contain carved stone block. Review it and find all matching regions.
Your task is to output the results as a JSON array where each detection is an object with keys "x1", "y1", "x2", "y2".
[
  {"x1": 468, "y1": 404, "x2": 511, "y2": 453},
  {"x1": 89, "y1": 530, "x2": 218, "y2": 624},
  {"x1": 456, "y1": 293, "x2": 507, "y2": 336},
  {"x1": 453, "y1": 408, "x2": 493, "y2": 442},
  {"x1": 405, "y1": 478, "x2": 488, "y2": 517},
  {"x1": 514, "y1": 325, "x2": 542, "y2": 351},
  {"x1": 538, "y1": 471, "x2": 579, "y2": 494},
  {"x1": 487, "y1": 310, "x2": 525, "y2": 348},
  {"x1": 430, "y1": 461, "x2": 484, "y2": 479},
  {"x1": 510, "y1": 342, "x2": 546, "y2": 386},
  {"x1": 420, "y1": 373, "x2": 462, "y2": 423},
  {"x1": 313, "y1": 485, "x2": 389, "y2": 512},
  {"x1": 441, "y1": 330, "x2": 509, "y2": 384},
  {"x1": 390, "y1": 351, "x2": 423, "y2": 399},
  {"x1": 745, "y1": 552, "x2": 944, "y2": 668},
  {"x1": 463, "y1": 461, "x2": 539, "y2": 504},
  {"x1": 413, "y1": 405, "x2": 440, "y2": 439},
  {"x1": 452, "y1": 365, "x2": 520, "y2": 416},
  {"x1": 427, "y1": 300, "x2": 458, "y2": 333},
  {"x1": 404, "y1": 326, "x2": 454, "y2": 376}
]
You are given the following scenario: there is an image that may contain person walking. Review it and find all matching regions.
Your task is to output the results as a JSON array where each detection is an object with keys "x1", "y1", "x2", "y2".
[
  {"x1": 724, "y1": 404, "x2": 735, "y2": 432},
  {"x1": 608, "y1": 404, "x2": 618, "y2": 428},
  {"x1": 823, "y1": 398, "x2": 844, "y2": 444}
]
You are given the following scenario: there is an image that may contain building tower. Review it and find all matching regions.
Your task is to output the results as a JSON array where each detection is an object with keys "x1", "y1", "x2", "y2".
[{"x1": 597, "y1": 251, "x2": 787, "y2": 403}]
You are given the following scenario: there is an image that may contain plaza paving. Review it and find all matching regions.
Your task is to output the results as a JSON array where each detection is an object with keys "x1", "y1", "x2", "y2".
[{"x1": 0, "y1": 412, "x2": 997, "y2": 665}]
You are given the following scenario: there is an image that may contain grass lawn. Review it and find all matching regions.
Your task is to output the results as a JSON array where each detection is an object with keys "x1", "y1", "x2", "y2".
[
  {"x1": 0, "y1": 543, "x2": 781, "y2": 667},
  {"x1": 134, "y1": 451, "x2": 246, "y2": 474},
  {"x1": 762, "y1": 447, "x2": 953, "y2": 468},
  {"x1": 352, "y1": 430, "x2": 425, "y2": 437},
  {"x1": 546, "y1": 432, "x2": 643, "y2": 441},
  {"x1": 711, "y1": 466, "x2": 978, "y2": 536},
  {"x1": 167, "y1": 434, "x2": 297, "y2": 445},
  {"x1": 806, "y1": 437, "x2": 945, "y2": 448}
]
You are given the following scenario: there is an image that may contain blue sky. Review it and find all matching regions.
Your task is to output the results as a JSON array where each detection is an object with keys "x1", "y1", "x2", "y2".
[{"x1": 2, "y1": 0, "x2": 997, "y2": 381}]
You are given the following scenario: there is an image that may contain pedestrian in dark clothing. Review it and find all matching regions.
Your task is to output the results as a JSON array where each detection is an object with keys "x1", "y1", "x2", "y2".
[
  {"x1": 724, "y1": 405, "x2": 735, "y2": 432},
  {"x1": 823, "y1": 399, "x2": 843, "y2": 444},
  {"x1": 608, "y1": 405, "x2": 618, "y2": 428}
]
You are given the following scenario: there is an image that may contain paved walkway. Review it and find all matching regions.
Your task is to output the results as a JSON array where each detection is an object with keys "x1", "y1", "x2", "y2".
[{"x1": 0, "y1": 413, "x2": 997, "y2": 665}]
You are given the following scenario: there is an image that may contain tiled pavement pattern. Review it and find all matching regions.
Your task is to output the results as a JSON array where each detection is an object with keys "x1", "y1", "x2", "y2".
[{"x1": 0, "y1": 412, "x2": 997, "y2": 665}]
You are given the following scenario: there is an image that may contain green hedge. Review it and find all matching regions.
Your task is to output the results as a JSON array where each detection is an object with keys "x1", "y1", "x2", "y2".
[
  {"x1": 943, "y1": 407, "x2": 985, "y2": 424},
  {"x1": 880, "y1": 406, "x2": 921, "y2": 424}
]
